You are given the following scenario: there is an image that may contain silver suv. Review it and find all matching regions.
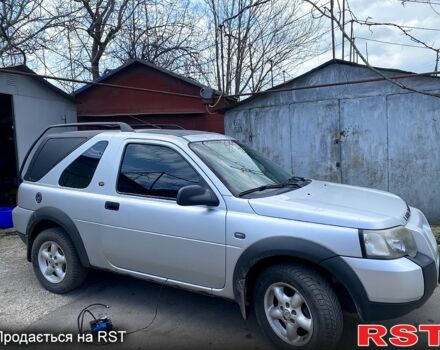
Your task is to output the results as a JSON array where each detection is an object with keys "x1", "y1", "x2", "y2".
[{"x1": 13, "y1": 123, "x2": 439, "y2": 349}]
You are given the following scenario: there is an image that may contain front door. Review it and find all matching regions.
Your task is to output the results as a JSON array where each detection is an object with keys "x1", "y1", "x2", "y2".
[{"x1": 101, "y1": 140, "x2": 226, "y2": 289}]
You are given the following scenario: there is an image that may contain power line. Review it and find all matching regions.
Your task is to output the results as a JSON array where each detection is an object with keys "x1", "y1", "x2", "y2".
[
  {"x1": 357, "y1": 19, "x2": 440, "y2": 32},
  {"x1": 240, "y1": 0, "x2": 331, "y2": 28},
  {"x1": 356, "y1": 36, "x2": 435, "y2": 49},
  {"x1": 228, "y1": 69, "x2": 440, "y2": 98},
  {"x1": 256, "y1": 23, "x2": 349, "y2": 80},
  {"x1": 2, "y1": 62, "x2": 440, "y2": 101},
  {"x1": 290, "y1": 42, "x2": 342, "y2": 69},
  {"x1": 226, "y1": 1, "x2": 332, "y2": 43},
  {"x1": 266, "y1": 43, "x2": 338, "y2": 85},
  {"x1": 0, "y1": 68, "x2": 202, "y2": 99},
  {"x1": 285, "y1": 0, "x2": 331, "y2": 24},
  {"x1": 401, "y1": 0, "x2": 440, "y2": 5},
  {"x1": 304, "y1": 0, "x2": 440, "y2": 100}
]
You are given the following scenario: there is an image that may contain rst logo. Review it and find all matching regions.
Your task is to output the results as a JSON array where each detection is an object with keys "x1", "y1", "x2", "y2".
[{"x1": 358, "y1": 324, "x2": 440, "y2": 347}]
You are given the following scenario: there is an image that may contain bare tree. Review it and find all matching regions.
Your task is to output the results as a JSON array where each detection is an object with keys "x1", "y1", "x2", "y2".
[
  {"x1": 304, "y1": 0, "x2": 440, "y2": 99},
  {"x1": 112, "y1": 0, "x2": 207, "y2": 80},
  {"x1": 1, "y1": 0, "x2": 322, "y2": 95},
  {"x1": 0, "y1": 0, "x2": 66, "y2": 66},
  {"x1": 342, "y1": 0, "x2": 440, "y2": 71},
  {"x1": 68, "y1": 0, "x2": 131, "y2": 79},
  {"x1": 203, "y1": 0, "x2": 321, "y2": 94}
]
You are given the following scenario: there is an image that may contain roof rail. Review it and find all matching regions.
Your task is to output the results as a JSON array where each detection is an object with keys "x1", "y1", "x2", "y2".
[
  {"x1": 130, "y1": 123, "x2": 185, "y2": 130},
  {"x1": 19, "y1": 122, "x2": 134, "y2": 182},
  {"x1": 50, "y1": 122, "x2": 134, "y2": 132}
]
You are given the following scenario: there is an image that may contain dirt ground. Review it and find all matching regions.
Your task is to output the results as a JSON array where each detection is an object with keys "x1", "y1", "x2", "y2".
[{"x1": 0, "y1": 229, "x2": 439, "y2": 350}]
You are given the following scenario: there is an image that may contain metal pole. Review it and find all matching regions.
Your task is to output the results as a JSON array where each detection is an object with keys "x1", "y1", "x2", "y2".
[
  {"x1": 435, "y1": 50, "x2": 439, "y2": 75},
  {"x1": 249, "y1": 43, "x2": 255, "y2": 92},
  {"x1": 270, "y1": 60, "x2": 274, "y2": 87},
  {"x1": 342, "y1": 0, "x2": 346, "y2": 60},
  {"x1": 219, "y1": 25, "x2": 225, "y2": 91},
  {"x1": 42, "y1": 48, "x2": 47, "y2": 76},
  {"x1": 349, "y1": 21, "x2": 354, "y2": 62},
  {"x1": 331, "y1": 0, "x2": 336, "y2": 60},
  {"x1": 353, "y1": 38, "x2": 357, "y2": 63},
  {"x1": 365, "y1": 42, "x2": 369, "y2": 61}
]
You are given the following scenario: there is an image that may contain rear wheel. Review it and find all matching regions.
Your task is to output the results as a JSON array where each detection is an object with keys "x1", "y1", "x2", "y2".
[
  {"x1": 254, "y1": 264, "x2": 343, "y2": 350},
  {"x1": 31, "y1": 228, "x2": 88, "y2": 293}
]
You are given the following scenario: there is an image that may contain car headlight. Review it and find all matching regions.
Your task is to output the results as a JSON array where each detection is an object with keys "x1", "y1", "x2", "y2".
[{"x1": 361, "y1": 226, "x2": 417, "y2": 259}]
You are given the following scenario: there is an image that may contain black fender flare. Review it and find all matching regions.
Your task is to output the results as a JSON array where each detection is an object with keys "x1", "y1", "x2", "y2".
[
  {"x1": 232, "y1": 236, "x2": 366, "y2": 319},
  {"x1": 26, "y1": 206, "x2": 91, "y2": 267}
]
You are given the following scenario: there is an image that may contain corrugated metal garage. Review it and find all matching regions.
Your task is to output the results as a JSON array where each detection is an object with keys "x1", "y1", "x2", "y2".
[
  {"x1": 0, "y1": 66, "x2": 76, "y2": 206},
  {"x1": 74, "y1": 59, "x2": 236, "y2": 133},
  {"x1": 224, "y1": 59, "x2": 440, "y2": 223}
]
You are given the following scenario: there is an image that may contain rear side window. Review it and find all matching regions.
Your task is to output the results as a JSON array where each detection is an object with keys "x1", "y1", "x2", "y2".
[
  {"x1": 117, "y1": 144, "x2": 203, "y2": 199},
  {"x1": 59, "y1": 141, "x2": 108, "y2": 189},
  {"x1": 24, "y1": 137, "x2": 86, "y2": 182}
]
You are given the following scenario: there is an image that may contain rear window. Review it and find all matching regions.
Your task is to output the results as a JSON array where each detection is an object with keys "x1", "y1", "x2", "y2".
[
  {"x1": 59, "y1": 141, "x2": 108, "y2": 189},
  {"x1": 24, "y1": 137, "x2": 86, "y2": 182}
]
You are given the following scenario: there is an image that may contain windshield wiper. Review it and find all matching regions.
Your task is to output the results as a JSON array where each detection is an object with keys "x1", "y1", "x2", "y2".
[
  {"x1": 238, "y1": 183, "x2": 300, "y2": 197},
  {"x1": 286, "y1": 176, "x2": 307, "y2": 183}
]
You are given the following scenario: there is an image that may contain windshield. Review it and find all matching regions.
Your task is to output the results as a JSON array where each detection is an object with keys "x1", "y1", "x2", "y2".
[{"x1": 190, "y1": 140, "x2": 302, "y2": 197}]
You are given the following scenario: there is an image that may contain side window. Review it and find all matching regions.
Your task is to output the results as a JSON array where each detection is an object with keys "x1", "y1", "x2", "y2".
[
  {"x1": 117, "y1": 144, "x2": 203, "y2": 199},
  {"x1": 59, "y1": 141, "x2": 108, "y2": 189},
  {"x1": 24, "y1": 137, "x2": 87, "y2": 182}
]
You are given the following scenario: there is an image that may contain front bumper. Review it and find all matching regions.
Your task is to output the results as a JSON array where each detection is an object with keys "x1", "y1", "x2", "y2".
[
  {"x1": 362, "y1": 253, "x2": 438, "y2": 320},
  {"x1": 321, "y1": 252, "x2": 438, "y2": 321},
  {"x1": 342, "y1": 256, "x2": 425, "y2": 303}
]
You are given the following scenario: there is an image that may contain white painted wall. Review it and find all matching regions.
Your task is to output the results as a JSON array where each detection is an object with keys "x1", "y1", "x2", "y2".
[{"x1": 0, "y1": 71, "x2": 77, "y2": 167}]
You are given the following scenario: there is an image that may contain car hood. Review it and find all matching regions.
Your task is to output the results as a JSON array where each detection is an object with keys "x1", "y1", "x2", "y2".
[{"x1": 248, "y1": 180, "x2": 409, "y2": 230}]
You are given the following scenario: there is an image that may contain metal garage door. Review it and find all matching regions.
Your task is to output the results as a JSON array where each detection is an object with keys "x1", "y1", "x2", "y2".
[{"x1": 339, "y1": 96, "x2": 388, "y2": 191}]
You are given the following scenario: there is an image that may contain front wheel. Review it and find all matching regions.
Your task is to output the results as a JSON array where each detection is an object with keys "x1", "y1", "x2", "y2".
[{"x1": 254, "y1": 264, "x2": 343, "y2": 350}]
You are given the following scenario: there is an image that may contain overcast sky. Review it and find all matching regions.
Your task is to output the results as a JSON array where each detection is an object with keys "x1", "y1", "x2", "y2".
[{"x1": 295, "y1": 0, "x2": 440, "y2": 76}]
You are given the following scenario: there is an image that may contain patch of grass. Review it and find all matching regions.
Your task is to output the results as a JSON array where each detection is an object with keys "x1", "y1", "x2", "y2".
[
  {"x1": 432, "y1": 226, "x2": 440, "y2": 241},
  {"x1": 431, "y1": 226, "x2": 440, "y2": 254}
]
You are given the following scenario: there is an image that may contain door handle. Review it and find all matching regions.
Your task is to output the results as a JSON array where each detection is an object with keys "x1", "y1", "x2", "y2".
[{"x1": 105, "y1": 201, "x2": 120, "y2": 211}]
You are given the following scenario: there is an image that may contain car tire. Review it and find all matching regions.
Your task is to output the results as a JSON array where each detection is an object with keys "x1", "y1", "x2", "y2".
[
  {"x1": 254, "y1": 263, "x2": 343, "y2": 350},
  {"x1": 31, "y1": 227, "x2": 88, "y2": 294}
]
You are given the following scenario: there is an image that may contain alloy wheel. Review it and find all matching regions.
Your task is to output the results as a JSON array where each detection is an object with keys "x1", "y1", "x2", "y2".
[
  {"x1": 37, "y1": 241, "x2": 67, "y2": 283},
  {"x1": 264, "y1": 282, "x2": 313, "y2": 346}
]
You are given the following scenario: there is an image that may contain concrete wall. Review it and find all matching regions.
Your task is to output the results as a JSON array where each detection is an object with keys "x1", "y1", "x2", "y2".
[
  {"x1": 225, "y1": 62, "x2": 440, "y2": 223},
  {"x1": 0, "y1": 72, "x2": 77, "y2": 167}
]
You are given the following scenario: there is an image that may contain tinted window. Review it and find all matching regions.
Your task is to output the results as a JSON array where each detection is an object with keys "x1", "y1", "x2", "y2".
[
  {"x1": 59, "y1": 141, "x2": 108, "y2": 189},
  {"x1": 117, "y1": 144, "x2": 203, "y2": 199},
  {"x1": 25, "y1": 137, "x2": 86, "y2": 182}
]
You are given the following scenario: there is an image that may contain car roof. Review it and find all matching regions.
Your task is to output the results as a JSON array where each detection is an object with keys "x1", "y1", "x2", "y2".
[
  {"x1": 42, "y1": 128, "x2": 232, "y2": 143},
  {"x1": 136, "y1": 129, "x2": 212, "y2": 137},
  {"x1": 23, "y1": 127, "x2": 233, "y2": 183},
  {"x1": 43, "y1": 130, "x2": 104, "y2": 139}
]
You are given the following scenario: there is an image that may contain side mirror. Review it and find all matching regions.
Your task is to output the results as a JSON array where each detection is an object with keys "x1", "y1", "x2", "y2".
[{"x1": 176, "y1": 185, "x2": 219, "y2": 207}]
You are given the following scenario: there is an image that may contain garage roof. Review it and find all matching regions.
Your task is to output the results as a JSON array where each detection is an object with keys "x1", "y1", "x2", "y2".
[
  {"x1": 74, "y1": 58, "x2": 223, "y2": 96},
  {"x1": 0, "y1": 65, "x2": 76, "y2": 102},
  {"x1": 221, "y1": 59, "x2": 438, "y2": 111}
]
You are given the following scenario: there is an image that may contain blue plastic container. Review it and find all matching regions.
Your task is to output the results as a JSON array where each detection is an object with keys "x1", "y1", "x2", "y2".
[{"x1": 0, "y1": 207, "x2": 14, "y2": 229}]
